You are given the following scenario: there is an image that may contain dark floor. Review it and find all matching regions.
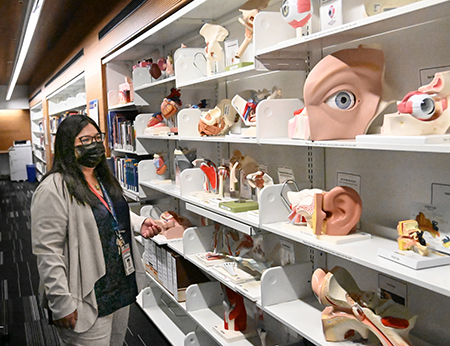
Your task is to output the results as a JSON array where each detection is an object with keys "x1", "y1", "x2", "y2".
[{"x1": 0, "y1": 179, "x2": 171, "y2": 346}]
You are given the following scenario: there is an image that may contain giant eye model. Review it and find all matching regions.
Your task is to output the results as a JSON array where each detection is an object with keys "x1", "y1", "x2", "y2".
[{"x1": 303, "y1": 46, "x2": 386, "y2": 141}]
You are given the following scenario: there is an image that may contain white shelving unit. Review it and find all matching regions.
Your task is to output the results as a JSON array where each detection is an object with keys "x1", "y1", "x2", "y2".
[
  {"x1": 105, "y1": 0, "x2": 450, "y2": 345},
  {"x1": 30, "y1": 102, "x2": 46, "y2": 181},
  {"x1": 47, "y1": 72, "x2": 86, "y2": 117},
  {"x1": 46, "y1": 73, "x2": 87, "y2": 154}
]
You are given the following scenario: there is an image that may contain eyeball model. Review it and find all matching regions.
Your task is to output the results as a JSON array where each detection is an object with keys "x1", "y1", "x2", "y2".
[
  {"x1": 281, "y1": 0, "x2": 312, "y2": 29},
  {"x1": 397, "y1": 91, "x2": 439, "y2": 121}
]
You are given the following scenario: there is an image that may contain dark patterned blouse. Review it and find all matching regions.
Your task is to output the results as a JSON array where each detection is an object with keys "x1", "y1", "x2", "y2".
[{"x1": 90, "y1": 186, "x2": 137, "y2": 317}]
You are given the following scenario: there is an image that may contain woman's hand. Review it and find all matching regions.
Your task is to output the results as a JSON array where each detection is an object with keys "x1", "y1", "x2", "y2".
[
  {"x1": 54, "y1": 310, "x2": 78, "y2": 329},
  {"x1": 141, "y1": 218, "x2": 163, "y2": 238}
]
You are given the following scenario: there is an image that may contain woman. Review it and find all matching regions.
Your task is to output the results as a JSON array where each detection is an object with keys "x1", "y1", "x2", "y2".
[{"x1": 31, "y1": 114, "x2": 162, "y2": 345}]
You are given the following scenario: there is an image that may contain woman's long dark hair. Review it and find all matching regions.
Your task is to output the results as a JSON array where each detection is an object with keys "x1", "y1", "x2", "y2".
[{"x1": 43, "y1": 113, "x2": 123, "y2": 206}]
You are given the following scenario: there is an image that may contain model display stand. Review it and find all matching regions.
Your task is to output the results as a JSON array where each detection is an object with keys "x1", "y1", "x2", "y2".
[
  {"x1": 212, "y1": 323, "x2": 257, "y2": 342},
  {"x1": 211, "y1": 263, "x2": 257, "y2": 284},
  {"x1": 356, "y1": 134, "x2": 450, "y2": 145},
  {"x1": 280, "y1": 223, "x2": 371, "y2": 245},
  {"x1": 378, "y1": 246, "x2": 450, "y2": 270}
]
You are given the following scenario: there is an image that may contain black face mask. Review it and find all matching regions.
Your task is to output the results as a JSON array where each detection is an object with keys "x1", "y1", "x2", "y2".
[{"x1": 75, "y1": 142, "x2": 105, "y2": 168}]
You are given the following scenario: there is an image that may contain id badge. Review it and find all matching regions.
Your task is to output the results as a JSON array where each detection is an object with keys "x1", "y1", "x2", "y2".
[{"x1": 121, "y1": 243, "x2": 135, "y2": 276}]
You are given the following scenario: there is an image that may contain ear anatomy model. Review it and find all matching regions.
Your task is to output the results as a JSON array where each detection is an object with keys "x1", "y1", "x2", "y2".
[
  {"x1": 381, "y1": 70, "x2": 450, "y2": 136},
  {"x1": 303, "y1": 46, "x2": 386, "y2": 140},
  {"x1": 397, "y1": 220, "x2": 429, "y2": 256},
  {"x1": 311, "y1": 266, "x2": 417, "y2": 346},
  {"x1": 288, "y1": 186, "x2": 362, "y2": 236}
]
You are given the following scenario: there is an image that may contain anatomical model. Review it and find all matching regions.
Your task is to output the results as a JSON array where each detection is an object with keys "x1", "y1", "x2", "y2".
[
  {"x1": 154, "y1": 211, "x2": 192, "y2": 239},
  {"x1": 397, "y1": 220, "x2": 429, "y2": 256},
  {"x1": 381, "y1": 71, "x2": 450, "y2": 136},
  {"x1": 281, "y1": 0, "x2": 312, "y2": 31},
  {"x1": 199, "y1": 23, "x2": 229, "y2": 76},
  {"x1": 198, "y1": 99, "x2": 237, "y2": 136},
  {"x1": 229, "y1": 150, "x2": 259, "y2": 193},
  {"x1": 290, "y1": 46, "x2": 389, "y2": 141},
  {"x1": 194, "y1": 159, "x2": 218, "y2": 193},
  {"x1": 152, "y1": 154, "x2": 167, "y2": 177},
  {"x1": 312, "y1": 266, "x2": 416, "y2": 345},
  {"x1": 235, "y1": 0, "x2": 270, "y2": 59},
  {"x1": 246, "y1": 170, "x2": 274, "y2": 199},
  {"x1": 146, "y1": 88, "x2": 182, "y2": 135},
  {"x1": 222, "y1": 285, "x2": 247, "y2": 332},
  {"x1": 287, "y1": 186, "x2": 362, "y2": 236}
]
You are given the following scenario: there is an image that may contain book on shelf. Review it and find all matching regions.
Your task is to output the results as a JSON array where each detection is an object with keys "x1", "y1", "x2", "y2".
[
  {"x1": 107, "y1": 111, "x2": 136, "y2": 151},
  {"x1": 112, "y1": 157, "x2": 139, "y2": 192}
]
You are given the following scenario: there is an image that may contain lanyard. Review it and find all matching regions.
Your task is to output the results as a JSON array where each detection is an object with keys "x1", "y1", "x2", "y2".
[{"x1": 88, "y1": 181, "x2": 120, "y2": 231}]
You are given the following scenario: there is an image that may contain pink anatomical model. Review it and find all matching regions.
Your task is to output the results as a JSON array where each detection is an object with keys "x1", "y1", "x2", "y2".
[
  {"x1": 287, "y1": 186, "x2": 362, "y2": 236},
  {"x1": 311, "y1": 266, "x2": 416, "y2": 345},
  {"x1": 381, "y1": 70, "x2": 450, "y2": 136},
  {"x1": 154, "y1": 211, "x2": 192, "y2": 239},
  {"x1": 281, "y1": 0, "x2": 312, "y2": 29},
  {"x1": 304, "y1": 46, "x2": 387, "y2": 140}
]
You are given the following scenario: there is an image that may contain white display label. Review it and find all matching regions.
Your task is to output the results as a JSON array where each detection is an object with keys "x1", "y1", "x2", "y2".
[
  {"x1": 277, "y1": 166, "x2": 295, "y2": 184},
  {"x1": 337, "y1": 172, "x2": 361, "y2": 195}
]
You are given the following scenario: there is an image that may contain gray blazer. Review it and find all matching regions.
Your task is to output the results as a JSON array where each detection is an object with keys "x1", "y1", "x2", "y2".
[{"x1": 31, "y1": 173, "x2": 147, "y2": 332}]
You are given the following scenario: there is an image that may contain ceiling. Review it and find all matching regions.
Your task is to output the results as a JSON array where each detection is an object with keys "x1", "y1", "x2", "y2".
[{"x1": 0, "y1": 0, "x2": 129, "y2": 94}]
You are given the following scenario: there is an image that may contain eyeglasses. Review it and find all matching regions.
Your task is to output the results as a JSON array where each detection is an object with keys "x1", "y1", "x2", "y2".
[{"x1": 78, "y1": 133, "x2": 105, "y2": 146}]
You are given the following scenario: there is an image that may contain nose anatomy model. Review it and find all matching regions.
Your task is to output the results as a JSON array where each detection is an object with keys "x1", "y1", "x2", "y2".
[
  {"x1": 381, "y1": 70, "x2": 450, "y2": 136},
  {"x1": 199, "y1": 23, "x2": 229, "y2": 76}
]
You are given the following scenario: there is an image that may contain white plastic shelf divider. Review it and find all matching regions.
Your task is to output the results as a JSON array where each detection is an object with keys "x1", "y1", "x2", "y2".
[
  {"x1": 167, "y1": 239, "x2": 184, "y2": 255},
  {"x1": 145, "y1": 272, "x2": 187, "y2": 311},
  {"x1": 185, "y1": 282, "x2": 260, "y2": 346},
  {"x1": 137, "y1": 285, "x2": 196, "y2": 345}
]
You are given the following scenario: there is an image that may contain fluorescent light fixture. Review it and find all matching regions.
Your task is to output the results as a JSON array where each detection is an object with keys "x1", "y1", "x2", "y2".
[{"x1": 6, "y1": 0, "x2": 45, "y2": 101}]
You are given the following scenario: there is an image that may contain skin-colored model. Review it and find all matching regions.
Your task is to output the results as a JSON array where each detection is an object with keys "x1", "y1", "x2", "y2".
[
  {"x1": 311, "y1": 266, "x2": 416, "y2": 346},
  {"x1": 304, "y1": 46, "x2": 386, "y2": 140},
  {"x1": 288, "y1": 186, "x2": 362, "y2": 236}
]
